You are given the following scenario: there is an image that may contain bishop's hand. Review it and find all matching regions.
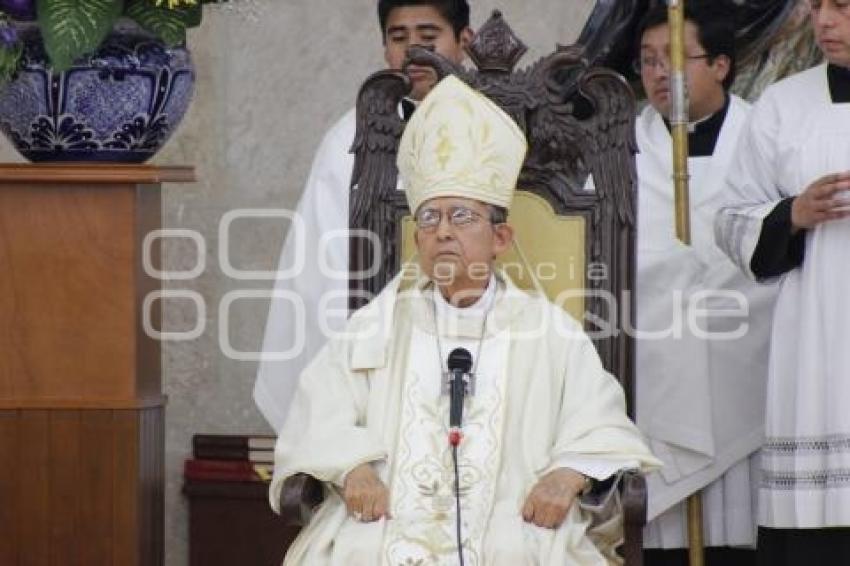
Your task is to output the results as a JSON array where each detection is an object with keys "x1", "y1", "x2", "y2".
[
  {"x1": 342, "y1": 462, "x2": 390, "y2": 522},
  {"x1": 521, "y1": 468, "x2": 589, "y2": 529}
]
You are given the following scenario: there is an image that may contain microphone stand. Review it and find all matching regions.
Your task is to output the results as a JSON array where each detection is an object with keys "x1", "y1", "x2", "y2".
[
  {"x1": 447, "y1": 348, "x2": 472, "y2": 566},
  {"x1": 452, "y1": 443, "x2": 464, "y2": 566}
]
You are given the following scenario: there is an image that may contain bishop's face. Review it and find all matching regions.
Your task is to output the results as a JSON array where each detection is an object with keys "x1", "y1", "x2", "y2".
[
  {"x1": 639, "y1": 21, "x2": 730, "y2": 122},
  {"x1": 383, "y1": 6, "x2": 472, "y2": 101},
  {"x1": 413, "y1": 197, "x2": 513, "y2": 301},
  {"x1": 811, "y1": 0, "x2": 850, "y2": 68}
]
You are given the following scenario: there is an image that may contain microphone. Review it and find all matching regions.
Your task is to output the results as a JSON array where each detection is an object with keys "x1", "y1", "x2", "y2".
[{"x1": 447, "y1": 348, "x2": 473, "y2": 447}]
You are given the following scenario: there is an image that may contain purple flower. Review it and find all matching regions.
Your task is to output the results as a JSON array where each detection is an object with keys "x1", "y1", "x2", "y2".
[
  {"x1": 0, "y1": 0, "x2": 36, "y2": 22},
  {"x1": 0, "y1": 25, "x2": 18, "y2": 48}
]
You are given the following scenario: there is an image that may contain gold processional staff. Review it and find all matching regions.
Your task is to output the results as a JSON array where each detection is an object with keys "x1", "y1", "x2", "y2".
[{"x1": 668, "y1": 1, "x2": 702, "y2": 565}]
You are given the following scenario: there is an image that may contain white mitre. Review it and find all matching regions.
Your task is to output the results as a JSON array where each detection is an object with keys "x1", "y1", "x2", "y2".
[{"x1": 397, "y1": 75, "x2": 528, "y2": 213}]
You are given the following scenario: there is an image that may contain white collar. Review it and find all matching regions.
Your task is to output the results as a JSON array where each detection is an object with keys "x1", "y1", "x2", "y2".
[{"x1": 433, "y1": 274, "x2": 496, "y2": 318}]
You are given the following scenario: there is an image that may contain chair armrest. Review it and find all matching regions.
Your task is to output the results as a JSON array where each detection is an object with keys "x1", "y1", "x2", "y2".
[
  {"x1": 279, "y1": 473, "x2": 325, "y2": 527},
  {"x1": 620, "y1": 470, "x2": 647, "y2": 566}
]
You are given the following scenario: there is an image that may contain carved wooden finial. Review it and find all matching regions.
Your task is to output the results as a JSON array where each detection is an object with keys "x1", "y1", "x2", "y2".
[{"x1": 466, "y1": 9, "x2": 528, "y2": 73}]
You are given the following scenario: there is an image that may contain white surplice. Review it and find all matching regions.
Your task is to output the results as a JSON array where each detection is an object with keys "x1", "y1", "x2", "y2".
[
  {"x1": 270, "y1": 271, "x2": 661, "y2": 565},
  {"x1": 635, "y1": 97, "x2": 778, "y2": 547},
  {"x1": 715, "y1": 64, "x2": 850, "y2": 529},
  {"x1": 254, "y1": 109, "x2": 355, "y2": 431}
]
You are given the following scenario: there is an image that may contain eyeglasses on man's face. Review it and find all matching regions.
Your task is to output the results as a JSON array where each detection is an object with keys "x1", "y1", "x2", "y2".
[
  {"x1": 633, "y1": 53, "x2": 711, "y2": 74},
  {"x1": 414, "y1": 205, "x2": 493, "y2": 231}
]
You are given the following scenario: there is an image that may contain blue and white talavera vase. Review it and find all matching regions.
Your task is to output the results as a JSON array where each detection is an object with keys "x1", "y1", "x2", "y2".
[{"x1": 0, "y1": 22, "x2": 195, "y2": 163}]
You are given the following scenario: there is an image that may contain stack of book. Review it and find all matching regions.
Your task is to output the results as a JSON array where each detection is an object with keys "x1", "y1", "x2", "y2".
[{"x1": 184, "y1": 434, "x2": 276, "y2": 483}]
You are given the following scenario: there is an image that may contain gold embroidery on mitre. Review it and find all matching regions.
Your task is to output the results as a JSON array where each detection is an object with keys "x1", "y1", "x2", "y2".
[{"x1": 397, "y1": 75, "x2": 527, "y2": 213}]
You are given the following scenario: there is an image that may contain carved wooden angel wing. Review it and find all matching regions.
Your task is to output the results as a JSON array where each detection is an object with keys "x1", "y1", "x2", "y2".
[
  {"x1": 576, "y1": 68, "x2": 639, "y2": 228},
  {"x1": 349, "y1": 70, "x2": 410, "y2": 228},
  {"x1": 521, "y1": 46, "x2": 595, "y2": 206}
]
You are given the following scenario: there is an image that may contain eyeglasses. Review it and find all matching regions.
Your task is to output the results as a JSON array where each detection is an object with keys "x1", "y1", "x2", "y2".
[
  {"x1": 633, "y1": 53, "x2": 711, "y2": 73},
  {"x1": 414, "y1": 206, "x2": 491, "y2": 231}
]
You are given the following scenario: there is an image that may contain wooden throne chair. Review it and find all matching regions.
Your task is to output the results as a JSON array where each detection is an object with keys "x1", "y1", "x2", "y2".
[{"x1": 280, "y1": 10, "x2": 646, "y2": 565}]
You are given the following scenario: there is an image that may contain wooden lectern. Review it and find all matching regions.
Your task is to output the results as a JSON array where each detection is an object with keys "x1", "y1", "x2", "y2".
[{"x1": 0, "y1": 164, "x2": 195, "y2": 566}]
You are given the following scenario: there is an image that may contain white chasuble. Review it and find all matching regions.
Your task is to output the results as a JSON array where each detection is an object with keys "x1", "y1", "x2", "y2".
[
  {"x1": 383, "y1": 287, "x2": 511, "y2": 565},
  {"x1": 716, "y1": 64, "x2": 850, "y2": 529},
  {"x1": 270, "y1": 272, "x2": 661, "y2": 565}
]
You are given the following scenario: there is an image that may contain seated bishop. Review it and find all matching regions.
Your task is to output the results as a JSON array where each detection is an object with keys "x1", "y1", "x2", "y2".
[{"x1": 269, "y1": 75, "x2": 660, "y2": 566}]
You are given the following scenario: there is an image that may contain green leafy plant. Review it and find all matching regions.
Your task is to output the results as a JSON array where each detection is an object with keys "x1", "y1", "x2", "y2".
[{"x1": 0, "y1": 0, "x2": 224, "y2": 79}]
